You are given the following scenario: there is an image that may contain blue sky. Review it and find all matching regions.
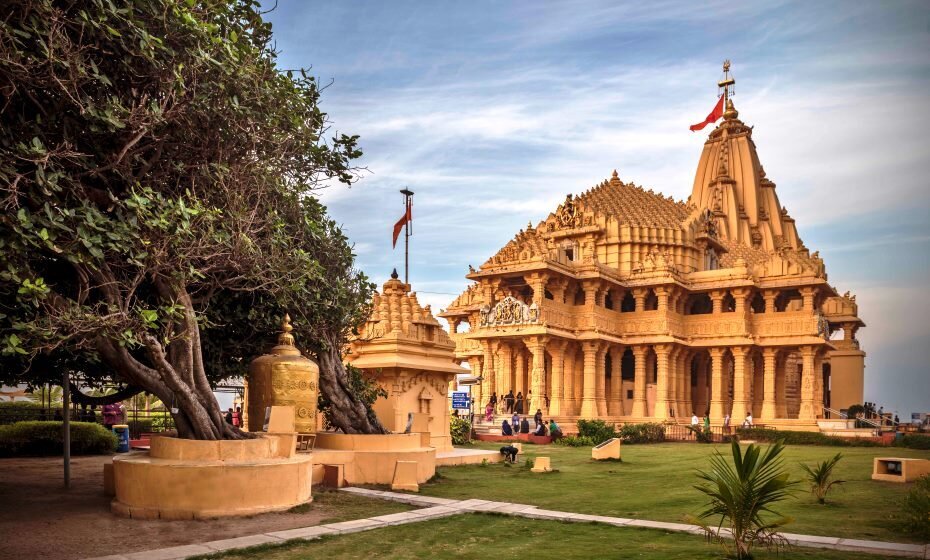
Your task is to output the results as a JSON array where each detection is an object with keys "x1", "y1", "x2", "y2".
[{"x1": 262, "y1": 1, "x2": 930, "y2": 417}]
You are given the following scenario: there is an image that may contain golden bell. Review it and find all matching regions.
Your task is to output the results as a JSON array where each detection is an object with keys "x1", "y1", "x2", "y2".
[{"x1": 247, "y1": 314, "x2": 320, "y2": 434}]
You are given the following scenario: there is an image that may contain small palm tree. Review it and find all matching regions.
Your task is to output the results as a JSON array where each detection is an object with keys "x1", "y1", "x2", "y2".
[
  {"x1": 692, "y1": 440, "x2": 796, "y2": 559},
  {"x1": 800, "y1": 453, "x2": 845, "y2": 504}
]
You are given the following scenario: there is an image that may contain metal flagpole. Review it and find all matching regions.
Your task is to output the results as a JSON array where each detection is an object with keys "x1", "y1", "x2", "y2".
[
  {"x1": 400, "y1": 188, "x2": 414, "y2": 284},
  {"x1": 62, "y1": 371, "x2": 70, "y2": 489}
]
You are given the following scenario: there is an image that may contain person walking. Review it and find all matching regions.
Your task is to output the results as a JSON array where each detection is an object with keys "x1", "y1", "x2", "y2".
[
  {"x1": 723, "y1": 414, "x2": 731, "y2": 434},
  {"x1": 515, "y1": 392, "x2": 524, "y2": 415},
  {"x1": 504, "y1": 390, "x2": 515, "y2": 414},
  {"x1": 533, "y1": 408, "x2": 543, "y2": 428},
  {"x1": 489, "y1": 392, "x2": 498, "y2": 414}
]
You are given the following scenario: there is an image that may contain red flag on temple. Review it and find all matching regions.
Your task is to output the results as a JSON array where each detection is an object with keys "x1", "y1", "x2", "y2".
[
  {"x1": 392, "y1": 204, "x2": 411, "y2": 248},
  {"x1": 689, "y1": 95, "x2": 725, "y2": 131}
]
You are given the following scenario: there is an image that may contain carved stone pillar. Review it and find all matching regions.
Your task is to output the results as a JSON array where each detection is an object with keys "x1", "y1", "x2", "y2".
[
  {"x1": 580, "y1": 341, "x2": 601, "y2": 418},
  {"x1": 481, "y1": 340, "x2": 496, "y2": 402},
  {"x1": 653, "y1": 344, "x2": 671, "y2": 420},
  {"x1": 548, "y1": 340, "x2": 566, "y2": 416},
  {"x1": 498, "y1": 342, "x2": 512, "y2": 397},
  {"x1": 562, "y1": 345, "x2": 576, "y2": 415},
  {"x1": 761, "y1": 347, "x2": 777, "y2": 420},
  {"x1": 710, "y1": 290, "x2": 725, "y2": 314},
  {"x1": 514, "y1": 347, "x2": 526, "y2": 396},
  {"x1": 528, "y1": 336, "x2": 549, "y2": 415},
  {"x1": 732, "y1": 288, "x2": 750, "y2": 315},
  {"x1": 800, "y1": 287, "x2": 817, "y2": 313},
  {"x1": 595, "y1": 344, "x2": 608, "y2": 416},
  {"x1": 813, "y1": 349, "x2": 825, "y2": 411},
  {"x1": 799, "y1": 345, "x2": 817, "y2": 420},
  {"x1": 709, "y1": 347, "x2": 725, "y2": 421},
  {"x1": 630, "y1": 345, "x2": 648, "y2": 417},
  {"x1": 775, "y1": 352, "x2": 788, "y2": 418},
  {"x1": 527, "y1": 272, "x2": 550, "y2": 307},
  {"x1": 655, "y1": 287, "x2": 670, "y2": 313},
  {"x1": 730, "y1": 346, "x2": 750, "y2": 421},
  {"x1": 763, "y1": 290, "x2": 778, "y2": 314},
  {"x1": 468, "y1": 356, "x2": 484, "y2": 410},
  {"x1": 632, "y1": 288, "x2": 648, "y2": 312},
  {"x1": 608, "y1": 346, "x2": 624, "y2": 415}
]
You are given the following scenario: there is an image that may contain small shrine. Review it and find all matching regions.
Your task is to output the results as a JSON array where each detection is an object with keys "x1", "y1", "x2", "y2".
[{"x1": 346, "y1": 270, "x2": 467, "y2": 450}]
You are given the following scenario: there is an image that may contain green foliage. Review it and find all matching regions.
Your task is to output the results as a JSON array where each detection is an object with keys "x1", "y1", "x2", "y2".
[
  {"x1": 903, "y1": 476, "x2": 930, "y2": 539},
  {"x1": 619, "y1": 423, "x2": 666, "y2": 444},
  {"x1": 737, "y1": 428, "x2": 880, "y2": 447},
  {"x1": 692, "y1": 441, "x2": 796, "y2": 559},
  {"x1": 799, "y1": 453, "x2": 845, "y2": 504},
  {"x1": 127, "y1": 419, "x2": 153, "y2": 437},
  {"x1": 576, "y1": 419, "x2": 619, "y2": 444},
  {"x1": 893, "y1": 434, "x2": 930, "y2": 450},
  {"x1": 450, "y1": 416, "x2": 471, "y2": 445},
  {"x1": 0, "y1": 401, "x2": 44, "y2": 409},
  {"x1": 555, "y1": 435, "x2": 596, "y2": 447},
  {"x1": 0, "y1": 421, "x2": 117, "y2": 456}
]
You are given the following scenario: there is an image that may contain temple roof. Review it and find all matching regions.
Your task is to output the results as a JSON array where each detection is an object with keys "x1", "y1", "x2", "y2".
[{"x1": 576, "y1": 170, "x2": 692, "y2": 228}]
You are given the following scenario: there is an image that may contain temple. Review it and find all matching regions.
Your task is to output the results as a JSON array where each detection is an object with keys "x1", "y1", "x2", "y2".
[{"x1": 439, "y1": 63, "x2": 865, "y2": 431}]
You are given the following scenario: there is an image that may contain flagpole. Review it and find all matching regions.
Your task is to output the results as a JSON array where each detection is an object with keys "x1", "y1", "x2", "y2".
[{"x1": 400, "y1": 188, "x2": 414, "y2": 284}]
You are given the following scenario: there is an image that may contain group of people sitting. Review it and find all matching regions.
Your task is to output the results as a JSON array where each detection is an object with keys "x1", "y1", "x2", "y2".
[{"x1": 500, "y1": 408, "x2": 562, "y2": 439}]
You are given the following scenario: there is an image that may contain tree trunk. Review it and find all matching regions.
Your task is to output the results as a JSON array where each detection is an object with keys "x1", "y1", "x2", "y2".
[{"x1": 316, "y1": 342, "x2": 388, "y2": 434}]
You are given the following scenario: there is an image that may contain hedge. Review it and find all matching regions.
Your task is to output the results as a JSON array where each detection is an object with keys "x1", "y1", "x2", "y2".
[
  {"x1": 450, "y1": 416, "x2": 471, "y2": 445},
  {"x1": 0, "y1": 421, "x2": 117, "y2": 457},
  {"x1": 736, "y1": 427, "x2": 880, "y2": 447},
  {"x1": 571, "y1": 420, "x2": 666, "y2": 446},
  {"x1": 894, "y1": 434, "x2": 930, "y2": 450},
  {"x1": 619, "y1": 423, "x2": 666, "y2": 444}
]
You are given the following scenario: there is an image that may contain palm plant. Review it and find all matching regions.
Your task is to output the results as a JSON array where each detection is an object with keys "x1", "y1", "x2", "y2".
[
  {"x1": 692, "y1": 440, "x2": 796, "y2": 559},
  {"x1": 800, "y1": 453, "x2": 845, "y2": 504}
]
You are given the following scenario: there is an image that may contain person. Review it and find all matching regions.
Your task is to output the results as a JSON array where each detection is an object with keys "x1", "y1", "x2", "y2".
[
  {"x1": 489, "y1": 392, "x2": 498, "y2": 413},
  {"x1": 515, "y1": 392, "x2": 524, "y2": 415},
  {"x1": 102, "y1": 403, "x2": 119, "y2": 428},
  {"x1": 504, "y1": 390, "x2": 515, "y2": 413},
  {"x1": 534, "y1": 421, "x2": 547, "y2": 436},
  {"x1": 500, "y1": 444, "x2": 518, "y2": 463},
  {"x1": 548, "y1": 419, "x2": 562, "y2": 439},
  {"x1": 691, "y1": 413, "x2": 699, "y2": 426},
  {"x1": 501, "y1": 419, "x2": 513, "y2": 436},
  {"x1": 895, "y1": 414, "x2": 900, "y2": 425},
  {"x1": 723, "y1": 414, "x2": 731, "y2": 434},
  {"x1": 743, "y1": 413, "x2": 753, "y2": 428},
  {"x1": 511, "y1": 411, "x2": 519, "y2": 429},
  {"x1": 533, "y1": 408, "x2": 543, "y2": 428},
  {"x1": 225, "y1": 408, "x2": 234, "y2": 425},
  {"x1": 703, "y1": 414, "x2": 710, "y2": 432},
  {"x1": 519, "y1": 416, "x2": 530, "y2": 434},
  {"x1": 485, "y1": 401, "x2": 494, "y2": 422},
  {"x1": 233, "y1": 406, "x2": 242, "y2": 427}
]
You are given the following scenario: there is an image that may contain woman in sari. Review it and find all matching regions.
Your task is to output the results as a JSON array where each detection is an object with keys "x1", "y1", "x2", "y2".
[{"x1": 485, "y1": 401, "x2": 494, "y2": 422}]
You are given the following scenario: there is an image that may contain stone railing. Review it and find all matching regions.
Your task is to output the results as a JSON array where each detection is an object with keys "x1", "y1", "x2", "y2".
[
  {"x1": 449, "y1": 332, "x2": 482, "y2": 354},
  {"x1": 750, "y1": 311, "x2": 820, "y2": 338},
  {"x1": 538, "y1": 300, "x2": 578, "y2": 331},
  {"x1": 682, "y1": 314, "x2": 748, "y2": 338}
]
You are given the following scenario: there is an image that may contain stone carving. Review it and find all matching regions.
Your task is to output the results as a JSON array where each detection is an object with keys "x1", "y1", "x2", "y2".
[
  {"x1": 479, "y1": 296, "x2": 539, "y2": 327},
  {"x1": 557, "y1": 194, "x2": 580, "y2": 228}
]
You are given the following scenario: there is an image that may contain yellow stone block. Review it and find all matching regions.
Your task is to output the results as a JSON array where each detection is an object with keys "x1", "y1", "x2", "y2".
[
  {"x1": 391, "y1": 460, "x2": 420, "y2": 492},
  {"x1": 591, "y1": 438, "x2": 621, "y2": 461},
  {"x1": 267, "y1": 405, "x2": 296, "y2": 433},
  {"x1": 531, "y1": 456, "x2": 551, "y2": 473},
  {"x1": 103, "y1": 461, "x2": 115, "y2": 497},
  {"x1": 872, "y1": 457, "x2": 930, "y2": 483}
]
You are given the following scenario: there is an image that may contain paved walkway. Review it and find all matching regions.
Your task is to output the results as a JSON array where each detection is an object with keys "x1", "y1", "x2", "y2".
[{"x1": 86, "y1": 488, "x2": 930, "y2": 560}]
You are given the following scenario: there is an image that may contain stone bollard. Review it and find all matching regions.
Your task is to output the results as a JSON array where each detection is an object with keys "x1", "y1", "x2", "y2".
[
  {"x1": 531, "y1": 456, "x2": 552, "y2": 473},
  {"x1": 391, "y1": 460, "x2": 420, "y2": 492}
]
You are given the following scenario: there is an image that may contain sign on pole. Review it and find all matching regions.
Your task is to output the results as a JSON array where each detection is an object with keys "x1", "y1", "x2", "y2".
[{"x1": 451, "y1": 392, "x2": 470, "y2": 410}]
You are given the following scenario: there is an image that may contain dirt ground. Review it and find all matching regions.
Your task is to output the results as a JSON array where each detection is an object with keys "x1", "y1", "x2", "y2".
[{"x1": 0, "y1": 454, "x2": 404, "y2": 560}]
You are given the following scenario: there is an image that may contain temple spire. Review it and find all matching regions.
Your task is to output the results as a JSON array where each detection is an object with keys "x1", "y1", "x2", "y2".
[{"x1": 718, "y1": 60, "x2": 739, "y2": 120}]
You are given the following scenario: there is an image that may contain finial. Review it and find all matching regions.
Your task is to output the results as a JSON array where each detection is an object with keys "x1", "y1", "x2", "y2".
[
  {"x1": 723, "y1": 59, "x2": 730, "y2": 73},
  {"x1": 277, "y1": 314, "x2": 295, "y2": 346},
  {"x1": 527, "y1": 220, "x2": 533, "y2": 230},
  {"x1": 390, "y1": 268, "x2": 399, "y2": 279},
  {"x1": 612, "y1": 169, "x2": 618, "y2": 178},
  {"x1": 723, "y1": 98, "x2": 739, "y2": 120}
]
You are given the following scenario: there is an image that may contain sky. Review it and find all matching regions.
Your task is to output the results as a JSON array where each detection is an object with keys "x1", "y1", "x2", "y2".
[{"x1": 260, "y1": 1, "x2": 930, "y2": 417}]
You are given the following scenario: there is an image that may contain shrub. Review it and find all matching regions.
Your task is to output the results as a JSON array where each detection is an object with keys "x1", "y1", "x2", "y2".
[
  {"x1": 0, "y1": 401, "x2": 44, "y2": 409},
  {"x1": 903, "y1": 475, "x2": 930, "y2": 539},
  {"x1": 893, "y1": 434, "x2": 930, "y2": 450},
  {"x1": 555, "y1": 435, "x2": 595, "y2": 447},
  {"x1": 450, "y1": 416, "x2": 471, "y2": 445},
  {"x1": 576, "y1": 419, "x2": 619, "y2": 444},
  {"x1": 620, "y1": 422, "x2": 666, "y2": 444},
  {"x1": 127, "y1": 419, "x2": 153, "y2": 438},
  {"x1": 737, "y1": 427, "x2": 880, "y2": 447},
  {"x1": 0, "y1": 421, "x2": 117, "y2": 456},
  {"x1": 692, "y1": 440, "x2": 796, "y2": 559},
  {"x1": 799, "y1": 453, "x2": 845, "y2": 504}
]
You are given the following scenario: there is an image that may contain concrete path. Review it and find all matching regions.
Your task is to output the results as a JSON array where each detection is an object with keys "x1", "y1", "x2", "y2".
[{"x1": 85, "y1": 488, "x2": 930, "y2": 559}]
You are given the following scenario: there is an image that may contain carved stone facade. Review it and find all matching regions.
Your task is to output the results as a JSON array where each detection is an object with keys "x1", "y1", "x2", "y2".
[
  {"x1": 440, "y1": 90, "x2": 865, "y2": 430},
  {"x1": 346, "y1": 271, "x2": 467, "y2": 450}
]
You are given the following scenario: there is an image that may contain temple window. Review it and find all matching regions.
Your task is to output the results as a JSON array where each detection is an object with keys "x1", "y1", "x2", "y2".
[
  {"x1": 458, "y1": 319, "x2": 471, "y2": 333},
  {"x1": 560, "y1": 240, "x2": 578, "y2": 263},
  {"x1": 424, "y1": 325, "x2": 435, "y2": 341},
  {"x1": 722, "y1": 292, "x2": 736, "y2": 312},
  {"x1": 604, "y1": 291, "x2": 613, "y2": 310},
  {"x1": 620, "y1": 291, "x2": 636, "y2": 312},
  {"x1": 645, "y1": 289, "x2": 659, "y2": 311},
  {"x1": 573, "y1": 287, "x2": 585, "y2": 306},
  {"x1": 750, "y1": 292, "x2": 765, "y2": 313},
  {"x1": 775, "y1": 289, "x2": 802, "y2": 312},
  {"x1": 544, "y1": 289, "x2": 553, "y2": 300},
  {"x1": 686, "y1": 293, "x2": 713, "y2": 315}
]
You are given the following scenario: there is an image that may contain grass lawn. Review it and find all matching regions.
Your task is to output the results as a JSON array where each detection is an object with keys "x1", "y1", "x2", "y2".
[
  {"x1": 191, "y1": 513, "x2": 904, "y2": 560},
  {"x1": 419, "y1": 442, "x2": 930, "y2": 543},
  {"x1": 288, "y1": 488, "x2": 414, "y2": 521}
]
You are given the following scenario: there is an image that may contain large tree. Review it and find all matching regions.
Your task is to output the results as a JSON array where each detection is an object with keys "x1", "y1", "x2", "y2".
[{"x1": 0, "y1": 0, "x2": 387, "y2": 438}]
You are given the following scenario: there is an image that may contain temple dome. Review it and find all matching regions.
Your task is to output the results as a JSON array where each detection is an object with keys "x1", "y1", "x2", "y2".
[{"x1": 690, "y1": 99, "x2": 802, "y2": 253}]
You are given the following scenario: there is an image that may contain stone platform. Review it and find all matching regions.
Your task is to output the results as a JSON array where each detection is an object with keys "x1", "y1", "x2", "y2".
[{"x1": 435, "y1": 447, "x2": 503, "y2": 466}]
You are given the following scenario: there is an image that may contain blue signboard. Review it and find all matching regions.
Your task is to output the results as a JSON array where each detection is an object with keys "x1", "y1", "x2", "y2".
[{"x1": 452, "y1": 391, "x2": 470, "y2": 409}]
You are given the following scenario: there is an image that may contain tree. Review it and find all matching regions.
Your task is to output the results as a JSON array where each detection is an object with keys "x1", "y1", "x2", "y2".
[
  {"x1": 692, "y1": 441, "x2": 796, "y2": 559},
  {"x1": 0, "y1": 0, "x2": 386, "y2": 439}
]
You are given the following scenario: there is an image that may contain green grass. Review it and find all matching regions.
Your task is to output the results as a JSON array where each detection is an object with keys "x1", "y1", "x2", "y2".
[
  {"x1": 190, "y1": 513, "x2": 903, "y2": 560},
  {"x1": 420, "y1": 442, "x2": 930, "y2": 543},
  {"x1": 286, "y1": 488, "x2": 413, "y2": 521}
]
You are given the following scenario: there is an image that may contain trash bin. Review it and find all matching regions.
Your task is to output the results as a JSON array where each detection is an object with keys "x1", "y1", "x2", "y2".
[{"x1": 113, "y1": 424, "x2": 130, "y2": 453}]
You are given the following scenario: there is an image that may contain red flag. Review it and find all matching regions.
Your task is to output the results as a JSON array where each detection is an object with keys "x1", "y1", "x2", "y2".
[
  {"x1": 689, "y1": 96, "x2": 725, "y2": 131},
  {"x1": 392, "y1": 204, "x2": 411, "y2": 248}
]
